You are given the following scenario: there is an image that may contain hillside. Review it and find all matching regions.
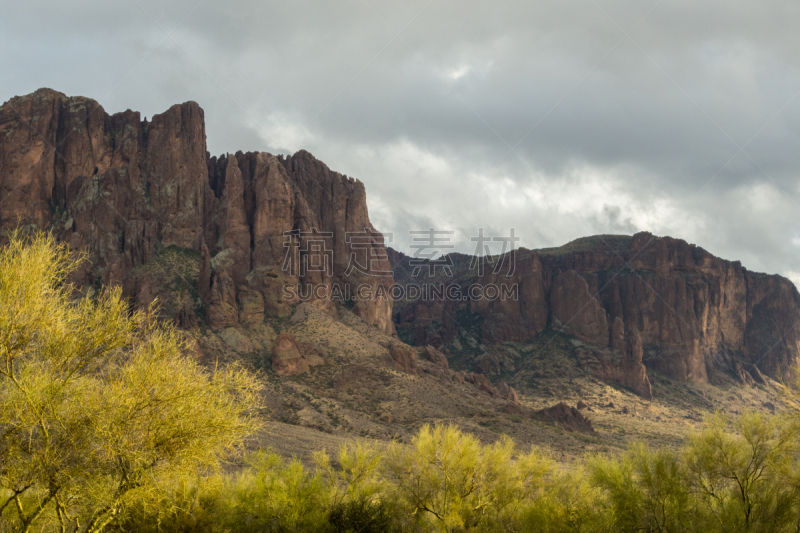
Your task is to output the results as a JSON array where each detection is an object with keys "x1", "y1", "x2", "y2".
[{"x1": 1, "y1": 88, "x2": 798, "y2": 462}]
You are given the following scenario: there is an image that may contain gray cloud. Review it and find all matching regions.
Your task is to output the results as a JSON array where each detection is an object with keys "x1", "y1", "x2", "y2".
[{"x1": 2, "y1": 0, "x2": 799, "y2": 284}]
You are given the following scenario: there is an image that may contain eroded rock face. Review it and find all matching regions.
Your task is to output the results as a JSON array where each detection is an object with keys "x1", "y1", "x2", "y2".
[
  {"x1": 271, "y1": 332, "x2": 324, "y2": 376},
  {"x1": 532, "y1": 402, "x2": 596, "y2": 435},
  {"x1": 0, "y1": 89, "x2": 394, "y2": 333},
  {"x1": 473, "y1": 373, "x2": 498, "y2": 396},
  {"x1": 391, "y1": 233, "x2": 800, "y2": 392},
  {"x1": 573, "y1": 320, "x2": 652, "y2": 399},
  {"x1": 551, "y1": 270, "x2": 609, "y2": 346},
  {"x1": 389, "y1": 343, "x2": 419, "y2": 375},
  {"x1": 421, "y1": 345, "x2": 449, "y2": 370},
  {"x1": 496, "y1": 382, "x2": 519, "y2": 403}
]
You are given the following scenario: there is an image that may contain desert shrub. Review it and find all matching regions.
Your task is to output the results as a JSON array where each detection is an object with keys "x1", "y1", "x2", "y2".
[
  {"x1": 223, "y1": 451, "x2": 331, "y2": 533},
  {"x1": 584, "y1": 411, "x2": 800, "y2": 533},
  {"x1": 315, "y1": 441, "x2": 405, "y2": 532},
  {"x1": 326, "y1": 499, "x2": 400, "y2": 533},
  {"x1": 117, "y1": 444, "x2": 404, "y2": 533},
  {"x1": 112, "y1": 476, "x2": 226, "y2": 533}
]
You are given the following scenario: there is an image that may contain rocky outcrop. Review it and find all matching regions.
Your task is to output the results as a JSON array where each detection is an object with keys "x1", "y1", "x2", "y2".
[
  {"x1": 551, "y1": 270, "x2": 609, "y2": 345},
  {"x1": 421, "y1": 345, "x2": 449, "y2": 370},
  {"x1": 207, "y1": 269, "x2": 238, "y2": 329},
  {"x1": 575, "y1": 322, "x2": 652, "y2": 399},
  {"x1": 0, "y1": 89, "x2": 394, "y2": 333},
  {"x1": 271, "y1": 332, "x2": 324, "y2": 376},
  {"x1": 496, "y1": 382, "x2": 519, "y2": 402},
  {"x1": 392, "y1": 233, "x2": 800, "y2": 392},
  {"x1": 473, "y1": 373, "x2": 498, "y2": 396},
  {"x1": 389, "y1": 342, "x2": 419, "y2": 375},
  {"x1": 4, "y1": 89, "x2": 798, "y2": 398},
  {"x1": 531, "y1": 402, "x2": 596, "y2": 435}
]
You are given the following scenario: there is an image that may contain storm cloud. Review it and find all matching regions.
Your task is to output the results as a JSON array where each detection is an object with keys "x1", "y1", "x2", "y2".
[{"x1": 2, "y1": 0, "x2": 799, "y2": 283}]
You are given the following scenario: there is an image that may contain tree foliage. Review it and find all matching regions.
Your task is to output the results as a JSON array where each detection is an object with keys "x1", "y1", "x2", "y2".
[
  {"x1": 0, "y1": 231, "x2": 260, "y2": 532},
  {"x1": 113, "y1": 414, "x2": 800, "y2": 533},
  {"x1": 385, "y1": 423, "x2": 552, "y2": 532}
]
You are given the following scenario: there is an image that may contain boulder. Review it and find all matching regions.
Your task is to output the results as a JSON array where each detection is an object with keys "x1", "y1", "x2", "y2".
[
  {"x1": 271, "y1": 332, "x2": 323, "y2": 376},
  {"x1": 422, "y1": 345, "x2": 449, "y2": 370},
  {"x1": 298, "y1": 341, "x2": 328, "y2": 366},
  {"x1": 473, "y1": 373, "x2": 498, "y2": 396},
  {"x1": 531, "y1": 402, "x2": 596, "y2": 435},
  {"x1": 496, "y1": 382, "x2": 519, "y2": 402},
  {"x1": 237, "y1": 286, "x2": 265, "y2": 326},
  {"x1": 389, "y1": 343, "x2": 419, "y2": 375},
  {"x1": 207, "y1": 270, "x2": 238, "y2": 329},
  {"x1": 219, "y1": 327, "x2": 255, "y2": 353}
]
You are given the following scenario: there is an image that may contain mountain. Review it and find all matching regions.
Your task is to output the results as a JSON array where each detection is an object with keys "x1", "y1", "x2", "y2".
[
  {"x1": 0, "y1": 88, "x2": 393, "y2": 334},
  {"x1": 1, "y1": 88, "x2": 797, "y2": 457},
  {"x1": 391, "y1": 234, "x2": 800, "y2": 398}
]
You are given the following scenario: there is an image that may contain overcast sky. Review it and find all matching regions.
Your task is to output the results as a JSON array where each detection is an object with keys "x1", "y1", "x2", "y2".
[{"x1": 2, "y1": 0, "x2": 799, "y2": 284}]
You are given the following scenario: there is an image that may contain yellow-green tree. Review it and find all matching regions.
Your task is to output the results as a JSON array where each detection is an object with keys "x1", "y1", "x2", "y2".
[
  {"x1": 588, "y1": 442, "x2": 692, "y2": 533},
  {"x1": 0, "y1": 231, "x2": 259, "y2": 533},
  {"x1": 386, "y1": 424, "x2": 551, "y2": 532},
  {"x1": 684, "y1": 411, "x2": 798, "y2": 532}
]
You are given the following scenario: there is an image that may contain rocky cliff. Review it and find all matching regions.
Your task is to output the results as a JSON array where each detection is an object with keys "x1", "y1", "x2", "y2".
[
  {"x1": 0, "y1": 88, "x2": 394, "y2": 333},
  {"x1": 3, "y1": 88, "x2": 798, "y2": 398},
  {"x1": 391, "y1": 233, "x2": 800, "y2": 396}
]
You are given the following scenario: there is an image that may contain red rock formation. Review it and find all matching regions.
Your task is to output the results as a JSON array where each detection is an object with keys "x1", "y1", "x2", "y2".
[
  {"x1": 550, "y1": 270, "x2": 610, "y2": 345},
  {"x1": 473, "y1": 373, "x2": 498, "y2": 396},
  {"x1": 421, "y1": 345, "x2": 449, "y2": 370},
  {"x1": 532, "y1": 402, "x2": 596, "y2": 435},
  {"x1": 391, "y1": 233, "x2": 800, "y2": 392},
  {"x1": 496, "y1": 382, "x2": 519, "y2": 402},
  {"x1": 0, "y1": 89, "x2": 394, "y2": 333},
  {"x1": 4, "y1": 89, "x2": 798, "y2": 396},
  {"x1": 272, "y1": 332, "x2": 324, "y2": 376},
  {"x1": 389, "y1": 342, "x2": 419, "y2": 375}
]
